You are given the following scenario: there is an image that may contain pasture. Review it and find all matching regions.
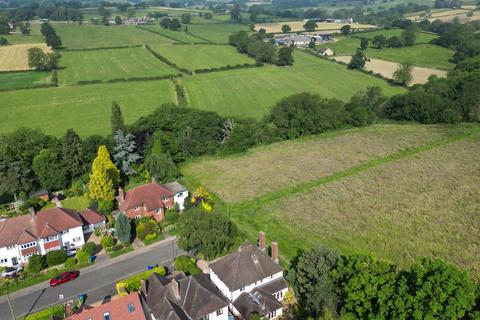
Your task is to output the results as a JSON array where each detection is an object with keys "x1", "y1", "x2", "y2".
[
  {"x1": 0, "y1": 43, "x2": 51, "y2": 71},
  {"x1": 148, "y1": 44, "x2": 255, "y2": 71},
  {"x1": 1, "y1": 24, "x2": 44, "y2": 45},
  {"x1": 0, "y1": 80, "x2": 175, "y2": 136},
  {"x1": 352, "y1": 29, "x2": 438, "y2": 43},
  {"x1": 58, "y1": 47, "x2": 178, "y2": 84},
  {"x1": 187, "y1": 23, "x2": 252, "y2": 43},
  {"x1": 183, "y1": 50, "x2": 404, "y2": 119},
  {"x1": 0, "y1": 71, "x2": 49, "y2": 91},
  {"x1": 255, "y1": 21, "x2": 377, "y2": 33},
  {"x1": 138, "y1": 25, "x2": 206, "y2": 43},
  {"x1": 53, "y1": 24, "x2": 173, "y2": 49}
]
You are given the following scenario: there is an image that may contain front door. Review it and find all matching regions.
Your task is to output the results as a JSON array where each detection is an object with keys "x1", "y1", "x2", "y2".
[{"x1": 11, "y1": 257, "x2": 18, "y2": 266}]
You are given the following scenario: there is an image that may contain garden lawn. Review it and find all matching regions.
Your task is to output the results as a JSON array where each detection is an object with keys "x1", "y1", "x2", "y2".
[
  {"x1": 138, "y1": 25, "x2": 205, "y2": 43},
  {"x1": 58, "y1": 47, "x2": 178, "y2": 84},
  {"x1": 43, "y1": 196, "x2": 89, "y2": 211},
  {"x1": 0, "y1": 80, "x2": 175, "y2": 136},
  {"x1": 148, "y1": 44, "x2": 255, "y2": 71},
  {"x1": 187, "y1": 23, "x2": 252, "y2": 43},
  {"x1": 0, "y1": 71, "x2": 49, "y2": 90},
  {"x1": 183, "y1": 50, "x2": 404, "y2": 119},
  {"x1": 2, "y1": 24, "x2": 44, "y2": 45},
  {"x1": 53, "y1": 24, "x2": 173, "y2": 49}
]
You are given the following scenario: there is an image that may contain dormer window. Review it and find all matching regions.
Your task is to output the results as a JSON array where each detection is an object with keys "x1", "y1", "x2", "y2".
[{"x1": 134, "y1": 206, "x2": 140, "y2": 211}]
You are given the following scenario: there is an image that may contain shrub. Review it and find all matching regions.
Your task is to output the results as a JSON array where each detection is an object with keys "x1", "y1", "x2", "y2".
[
  {"x1": 46, "y1": 249, "x2": 67, "y2": 267},
  {"x1": 174, "y1": 255, "x2": 201, "y2": 276},
  {"x1": 97, "y1": 200, "x2": 114, "y2": 215},
  {"x1": 27, "y1": 255, "x2": 46, "y2": 273},
  {"x1": 100, "y1": 235, "x2": 115, "y2": 249},
  {"x1": 110, "y1": 244, "x2": 124, "y2": 252},
  {"x1": 82, "y1": 242, "x2": 97, "y2": 255},
  {"x1": 65, "y1": 257, "x2": 77, "y2": 268},
  {"x1": 165, "y1": 224, "x2": 176, "y2": 233},
  {"x1": 76, "y1": 250, "x2": 90, "y2": 263},
  {"x1": 145, "y1": 233, "x2": 157, "y2": 242},
  {"x1": 136, "y1": 219, "x2": 157, "y2": 240},
  {"x1": 164, "y1": 210, "x2": 180, "y2": 224}
]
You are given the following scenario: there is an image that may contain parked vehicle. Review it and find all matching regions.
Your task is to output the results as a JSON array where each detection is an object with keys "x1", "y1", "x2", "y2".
[
  {"x1": 1, "y1": 266, "x2": 23, "y2": 278},
  {"x1": 50, "y1": 270, "x2": 80, "y2": 287},
  {"x1": 66, "y1": 248, "x2": 77, "y2": 257}
]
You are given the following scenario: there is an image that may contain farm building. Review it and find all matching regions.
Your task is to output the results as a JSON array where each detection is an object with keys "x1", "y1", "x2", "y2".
[
  {"x1": 319, "y1": 47, "x2": 334, "y2": 56},
  {"x1": 274, "y1": 34, "x2": 312, "y2": 46}
]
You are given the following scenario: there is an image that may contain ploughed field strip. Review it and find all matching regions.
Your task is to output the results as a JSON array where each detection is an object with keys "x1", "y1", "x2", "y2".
[{"x1": 0, "y1": 43, "x2": 51, "y2": 71}]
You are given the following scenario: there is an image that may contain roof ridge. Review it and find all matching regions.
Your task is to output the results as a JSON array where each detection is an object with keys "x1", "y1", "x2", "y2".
[
  {"x1": 182, "y1": 277, "x2": 192, "y2": 308},
  {"x1": 232, "y1": 248, "x2": 241, "y2": 290}
]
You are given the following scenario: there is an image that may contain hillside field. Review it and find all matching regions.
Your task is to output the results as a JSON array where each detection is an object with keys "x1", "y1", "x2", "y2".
[
  {"x1": 182, "y1": 123, "x2": 480, "y2": 277},
  {"x1": 255, "y1": 21, "x2": 377, "y2": 33},
  {"x1": 1, "y1": 24, "x2": 44, "y2": 44},
  {"x1": 58, "y1": 47, "x2": 178, "y2": 84},
  {"x1": 0, "y1": 71, "x2": 50, "y2": 90},
  {"x1": 183, "y1": 50, "x2": 405, "y2": 119},
  {"x1": 0, "y1": 80, "x2": 175, "y2": 136},
  {"x1": 0, "y1": 43, "x2": 51, "y2": 71},
  {"x1": 148, "y1": 44, "x2": 255, "y2": 71},
  {"x1": 138, "y1": 25, "x2": 207, "y2": 43},
  {"x1": 187, "y1": 23, "x2": 252, "y2": 43}
]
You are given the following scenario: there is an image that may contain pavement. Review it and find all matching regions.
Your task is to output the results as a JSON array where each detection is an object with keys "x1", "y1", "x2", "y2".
[{"x1": 0, "y1": 237, "x2": 180, "y2": 320}]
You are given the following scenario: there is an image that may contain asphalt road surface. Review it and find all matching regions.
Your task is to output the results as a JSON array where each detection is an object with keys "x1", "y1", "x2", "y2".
[{"x1": 0, "y1": 238, "x2": 180, "y2": 320}]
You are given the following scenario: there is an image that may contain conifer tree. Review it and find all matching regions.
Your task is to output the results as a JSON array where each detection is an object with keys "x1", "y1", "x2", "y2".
[
  {"x1": 111, "y1": 102, "x2": 126, "y2": 135},
  {"x1": 86, "y1": 145, "x2": 119, "y2": 201},
  {"x1": 115, "y1": 213, "x2": 131, "y2": 244},
  {"x1": 113, "y1": 131, "x2": 141, "y2": 176},
  {"x1": 63, "y1": 128, "x2": 84, "y2": 180}
]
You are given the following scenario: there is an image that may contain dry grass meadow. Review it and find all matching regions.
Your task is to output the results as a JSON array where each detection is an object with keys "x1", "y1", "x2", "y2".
[
  {"x1": 254, "y1": 137, "x2": 480, "y2": 276},
  {"x1": 183, "y1": 124, "x2": 467, "y2": 203},
  {"x1": 333, "y1": 56, "x2": 447, "y2": 85},
  {"x1": 254, "y1": 21, "x2": 377, "y2": 33},
  {"x1": 0, "y1": 43, "x2": 51, "y2": 71}
]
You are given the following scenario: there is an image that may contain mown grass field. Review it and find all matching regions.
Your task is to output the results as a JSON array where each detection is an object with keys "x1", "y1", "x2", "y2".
[
  {"x1": 0, "y1": 80, "x2": 175, "y2": 136},
  {"x1": 255, "y1": 21, "x2": 377, "y2": 33},
  {"x1": 0, "y1": 71, "x2": 49, "y2": 90},
  {"x1": 187, "y1": 23, "x2": 252, "y2": 43},
  {"x1": 139, "y1": 25, "x2": 206, "y2": 43},
  {"x1": 58, "y1": 47, "x2": 178, "y2": 84},
  {"x1": 0, "y1": 43, "x2": 51, "y2": 71},
  {"x1": 353, "y1": 29, "x2": 438, "y2": 43},
  {"x1": 53, "y1": 24, "x2": 173, "y2": 49},
  {"x1": 148, "y1": 44, "x2": 255, "y2": 70},
  {"x1": 183, "y1": 50, "x2": 405, "y2": 119},
  {"x1": 183, "y1": 123, "x2": 480, "y2": 277},
  {"x1": 1, "y1": 24, "x2": 44, "y2": 44}
]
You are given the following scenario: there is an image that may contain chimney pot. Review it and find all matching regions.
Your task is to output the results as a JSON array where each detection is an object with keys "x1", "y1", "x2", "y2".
[
  {"x1": 258, "y1": 231, "x2": 266, "y2": 252},
  {"x1": 118, "y1": 188, "x2": 125, "y2": 203},
  {"x1": 170, "y1": 278, "x2": 181, "y2": 300},
  {"x1": 271, "y1": 241, "x2": 279, "y2": 264},
  {"x1": 151, "y1": 176, "x2": 157, "y2": 184},
  {"x1": 28, "y1": 207, "x2": 36, "y2": 219}
]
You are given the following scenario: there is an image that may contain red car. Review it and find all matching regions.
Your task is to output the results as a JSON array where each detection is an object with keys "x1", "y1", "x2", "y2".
[{"x1": 50, "y1": 271, "x2": 80, "y2": 287}]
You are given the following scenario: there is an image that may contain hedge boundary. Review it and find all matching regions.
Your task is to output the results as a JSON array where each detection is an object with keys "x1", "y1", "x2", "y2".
[
  {"x1": 136, "y1": 26, "x2": 188, "y2": 44},
  {"x1": 62, "y1": 44, "x2": 143, "y2": 52},
  {"x1": 145, "y1": 44, "x2": 193, "y2": 74},
  {"x1": 171, "y1": 77, "x2": 188, "y2": 106},
  {"x1": 75, "y1": 73, "x2": 182, "y2": 86},
  {"x1": 194, "y1": 62, "x2": 261, "y2": 74}
]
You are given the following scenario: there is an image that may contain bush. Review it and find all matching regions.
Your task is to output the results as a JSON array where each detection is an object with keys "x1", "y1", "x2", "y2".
[
  {"x1": 100, "y1": 235, "x2": 115, "y2": 249},
  {"x1": 46, "y1": 249, "x2": 67, "y2": 267},
  {"x1": 109, "y1": 244, "x2": 124, "y2": 252},
  {"x1": 165, "y1": 224, "x2": 176, "y2": 233},
  {"x1": 65, "y1": 257, "x2": 77, "y2": 268},
  {"x1": 76, "y1": 250, "x2": 90, "y2": 263},
  {"x1": 174, "y1": 255, "x2": 201, "y2": 276},
  {"x1": 97, "y1": 200, "x2": 114, "y2": 215},
  {"x1": 164, "y1": 210, "x2": 180, "y2": 224},
  {"x1": 82, "y1": 242, "x2": 96, "y2": 255},
  {"x1": 145, "y1": 233, "x2": 157, "y2": 242},
  {"x1": 136, "y1": 219, "x2": 158, "y2": 240},
  {"x1": 27, "y1": 255, "x2": 46, "y2": 273}
]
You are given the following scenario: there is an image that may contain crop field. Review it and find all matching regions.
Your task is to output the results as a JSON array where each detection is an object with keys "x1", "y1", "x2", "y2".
[
  {"x1": 0, "y1": 80, "x2": 175, "y2": 136},
  {"x1": 255, "y1": 21, "x2": 377, "y2": 33},
  {"x1": 148, "y1": 44, "x2": 255, "y2": 70},
  {"x1": 183, "y1": 124, "x2": 468, "y2": 203},
  {"x1": 183, "y1": 50, "x2": 404, "y2": 119},
  {"x1": 187, "y1": 23, "x2": 252, "y2": 43},
  {"x1": 1, "y1": 24, "x2": 44, "y2": 45},
  {"x1": 0, "y1": 71, "x2": 49, "y2": 90},
  {"x1": 53, "y1": 24, "x2": 173, "y2": 49},
  {"x1": 333, "y1": 56, "x2": 447, "y2": 85},
  {"x1": 138, "y1": 25, "x2": 206, "y2": 43},
  {"x1": 58, "y1": 47, "x2": 178, "y2": 84},
  {"x1": 0, "y1": 43, "x2": 51, "y2": 71}
]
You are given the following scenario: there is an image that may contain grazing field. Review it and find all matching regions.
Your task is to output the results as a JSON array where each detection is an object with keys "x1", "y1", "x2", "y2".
[
  {"x1": 255, "y1": 21, "x2": 377, "y2": 33},
  {"x1": 183, "y1": 124, "x2": 468, "y2": 203},
  {"x1": 352, "y1": 29, "x2": 438, "y2": 43},
  {"x1": 148, "y1": 44, "x2": 255, "y2": 70},
  {"x1": 139, "y1": 25, "x2": 207, "y2": 43},
  {"x1": 58, "y1": 47, "x2": 178, "y2": 84},
  {"x1": 187, "y1": 23, "x2": 252, "y2": 43},
  {"x1": 0, "y1": 71, "x2": 50, "y2": 90},
  {"x1": 1, "y1": 24, "x2": 44, "y2": 44},
  {"x1": 0, "y1": 80, "x2": 175, "y2": 136},
  {"x1": 0, "y1": 43, "x2": 51, "y2": 71},
  {"x1": 240, "y1": 135, "x2": 480, "y2": 276},
  {"x1": 333, "y1": 56, "x2": 447, "y2": 85},
  {"x1": 183, "y1": 50, "x2": 404, "y2": 119},
  {"x1": 53, "y1": 24, "x2": 173, "y2": 49},
  {"x1": 430, "y1": 9, "x2": 480, "y2": 22}
]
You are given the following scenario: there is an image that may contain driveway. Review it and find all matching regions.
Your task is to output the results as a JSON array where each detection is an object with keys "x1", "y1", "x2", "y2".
[{"x1": 0, "y1": 237, "x2": 180, "y2": 320}]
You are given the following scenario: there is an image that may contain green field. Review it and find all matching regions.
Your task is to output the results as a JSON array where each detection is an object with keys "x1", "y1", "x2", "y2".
[
  {"x1": 139, "y1": 25, "x2": 207, "y2": 43},
  {"x1": 0, "y1": 71, "x2": 49, "y2": 90},
  {"x1": 187, "y1": 23, "x2": 252, "y2": 43},
  {"x1": 58, "y1": 47, "x2": 178, "y2": 84},
  {"x1": 54, "y1": 24, "x2": 173, "y2": 49},
  {"x1": 149, "y1": 44, "x2": 255, "y2": 70},
  {"x1": 183, "y1": 50, "x2": 405, "y2": 119},
  {"x1": 0, "y1": 80, "x2": 175, "y2": 136},
  {"x1": 2, "y1": 24, "x2": 44, "y2": 45},
  {"x1": 353, "y1": 29, "x2": 438, "y2": 43}
]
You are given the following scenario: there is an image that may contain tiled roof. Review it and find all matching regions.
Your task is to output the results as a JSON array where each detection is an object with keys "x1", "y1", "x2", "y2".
[
  {"x1": 79, "y1": 209, "x2": 105, "y2": 225},
  {"x1": 209, "y1": 242, "x2": 283, "y2": 291},
  {"x1": 0, "y1": 215, "x2": 36, "y2": 248},
  {"x1": 233, "y1": 288, "x2": 283, "y2": 319},
  {"x1": 161, "y1": 182, "x2": 187, "y2": 194},
  {"x1": 21, "y1": 246, "x2": 39, "y2": 256},
  {"x1": 35, "y1": 208, "x2": 83, "y2": 237},
  {"x1": 44, "y1": 240, "x2": 61, "y2": 250},
  {"x1": 69, "y1": 293, "x2": 146, "y2": 320},
  {"x1": 17, "y1": 229, "x2": 37, "y2": 245},
  {"x1": 119, "y1": 182, "x2": 173, "y2": 212},
  {"x1": 256, "y1": 277, "x2": 288, "y2": 295}
]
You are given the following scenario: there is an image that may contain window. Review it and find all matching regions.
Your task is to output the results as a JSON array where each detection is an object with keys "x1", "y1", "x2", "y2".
[
  {"x1": 134, "y1": 206, "x2": 140, "y2": 211},
  {"x1": 62, "y1": 229, "x2": 69, "y2": 234},
  {"x1": 103, "y1": 312, "x2": 111, "y2": 320},
  {"x1": 199, "y1": 315, "x2": 209, "y2": 320},
  {"x1": 216, "y1": 309, "x2": 223, "y2": 316},
  {"x1": 240, "y1": 287, "x2": 245, "y2": 292},
  {"x1": 0, "y1": 258, "x2": 7, "y2": 263},
  {"x1": 127, "y1": 303, "x2": 136, "y2": 313},
  {"x1": 7, "y1": 245, "x2": 15, "y2": 250},
  {"x1": 21, "y1": 242, "x2": 36, "y2": 249},
  {"x1": 45, "y1": 236, "x2": 57, "y2": 242}
]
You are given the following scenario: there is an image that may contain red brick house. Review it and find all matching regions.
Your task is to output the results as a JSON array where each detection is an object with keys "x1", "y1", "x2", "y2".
[{"x1": 117, "y1": 178, "x2": 175, "y2": 222}]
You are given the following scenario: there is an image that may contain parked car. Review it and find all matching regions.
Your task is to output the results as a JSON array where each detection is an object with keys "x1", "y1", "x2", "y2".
[
  {"x1": 50, "y1": 271, "x2": 80, "y2": 287},
  {"x1": 66, "y1": 248, "x2": 77, "y2": 257},
  {"x1": 1, "y1": 266, "x2": 23, "y2": 278}
]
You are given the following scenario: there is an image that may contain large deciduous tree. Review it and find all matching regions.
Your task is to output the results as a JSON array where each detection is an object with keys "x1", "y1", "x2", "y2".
[
  {"x1": 86, "y1": 145, "x2": 119, "y2": 201},
  {"x1": 144, "y1": 153, "x2": 178, "y2": 182},
  {"x1": 277, "y1": 47, "x2": 294, "y2": 66},
  {"x1": 393, "y1": 61, "x2": 413, "y2": 86},
  {"x1": 348, "y1": 49, "x2": 368, "y2": 70},
  {"x1": 303, "y1": 20, "x2": 317, "y2": 32},
  {"x1": 33, "y1": 148, "x2": 67, "y2": 191},
  {"x1": 113, "y1": 131, "x2": 141, "y2": 176}
]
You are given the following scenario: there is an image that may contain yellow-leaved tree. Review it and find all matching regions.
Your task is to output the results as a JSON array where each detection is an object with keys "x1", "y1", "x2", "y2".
[
  {"x1": 191, "y1": 186, "x2": 214, "y2": 212},
  {"x1": 86, "y1": 145, "x2": 120, "y2": 201}
]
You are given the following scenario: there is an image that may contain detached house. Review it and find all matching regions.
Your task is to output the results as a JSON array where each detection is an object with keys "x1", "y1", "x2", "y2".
[
  {"x1": 117, "y1": 179, "x2": 188, "y2": 222},
  {"x1": 142, "y1": 272, "x2": 229, "y2": 320},
  {"x1": 0, "y1": 207, "x2": 105, "y2": 267},
  {"x1": 209, "y1": 233, "x2": 288, "y2": 320}
]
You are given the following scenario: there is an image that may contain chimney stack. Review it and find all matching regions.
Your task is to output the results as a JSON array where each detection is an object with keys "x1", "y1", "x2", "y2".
[
  {"x1": 170, "y1": 278, "x2": 181, "y2": 300},
  {"x1": 118, "y1": 188, "x2": 125, "y2": 203},
  {"x1": 28, "y1": 207, "x2": 36, "y2": 220},
  {"x1": 140, "y1": 279, "x2": 147, "y2": 297},
  {"x1": 53, "y1": 197, "x2": 62, "y2": 208},
  {"x1": 271, "y1": 241, "x2": 279, "y2": 264},
  {"x1": 151, "y1": 176, "x2": 157, "y2": 184},
  {"x1": 258, "y1": 231, "x2": 266, "y2": 252}
]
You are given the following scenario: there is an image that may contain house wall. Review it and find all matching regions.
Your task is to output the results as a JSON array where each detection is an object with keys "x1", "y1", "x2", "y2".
[
  {"x1": 230, "y1": 271, "x2": 284, "y2": 301},
  {"x1": 210, "y1": 270, "x2": 234, "y2": 301},
  {"x1": 60, "y1": 226, "x2": 85, "y2": 249},
  {"x1": 126, "y1": 207, "x2": 165, "y2": 222},
  {"x1": 82, "y1": 221, "x2": 105, "y2": 234},
  {"x1": 38, "y1": 235, "x2": 61, "y2": 255},
  {"x1": 173, "y1": 191, "x2": 189, "y2": 211},
  {"x1": 0, "y1": 245, "x2": 22, "y2": 267}
]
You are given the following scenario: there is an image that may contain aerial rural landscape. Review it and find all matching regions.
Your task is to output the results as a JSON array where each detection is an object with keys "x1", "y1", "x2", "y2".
[{"x1": 0, "y1": 0, "x2": 479, "y2": 319}]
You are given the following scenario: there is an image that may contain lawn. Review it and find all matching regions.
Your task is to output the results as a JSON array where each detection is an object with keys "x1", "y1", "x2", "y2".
[
  {"x1": 0, "y1": 71, "x2": 50, "y2": 90},
  {"x1": 58, "y1": 47, "x2": 178, "y2": 84},
  {"x1": 148, "y1": 44, "x2": 255, "y2": 71},
  {"x1": 0, "y1": 80, "x2": 175, "y2": 136},
  {"x1": 43, "y1": 196, "x2": 89, "y2": 211},
  {"x1": 0, "y1": 43, "x2": 51, "y2": 71},
  {"x1": 182, "y1": 124, "x2": 470, "y2": 203},
  {"x1": 53, "y1": 24, "x2": 173, "y2": 49},
  {"x1": 187, "y1": 23, "x2": 252, "y2": 43},
  {"x1": 183, "y1": 50, "x2": 404, "y2": 119},
  {"x1": 352, "y1": 29, "x2": 438, "y2": 43},
  {"x1": 138, "y1": 25, "x2": 206, "y2": 43},
  {"x1": 1, "y1": 24, "x2": 44, "y2": 45}
]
